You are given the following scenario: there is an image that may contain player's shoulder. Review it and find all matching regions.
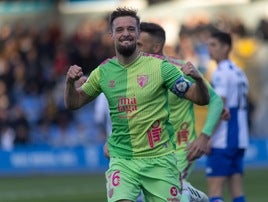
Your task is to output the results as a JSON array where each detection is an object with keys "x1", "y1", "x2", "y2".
[
  {"x1": 99, "y1": 56, "x2": 117, "y2": 66},
  {"x1": 218, "y1": 60, "x2": 230, "y2": 69},
  {"x1": 139, "y1": 52, "x2": 179, "y2": 69},
  {"x1": 140, "y1": 52, "x2": 165, "y2": 61},
  {"x1": 166, "y1": 56, "x2": 185, "y2": 67},
  {"x1": 235, "y1": 66, "x2": 248, "y2": 82}
]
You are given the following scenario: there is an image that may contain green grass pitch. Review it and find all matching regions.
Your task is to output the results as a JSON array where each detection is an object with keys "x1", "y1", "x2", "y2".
[{"x1": 0, "y1": 168, "x2": 267, "y2": 202}]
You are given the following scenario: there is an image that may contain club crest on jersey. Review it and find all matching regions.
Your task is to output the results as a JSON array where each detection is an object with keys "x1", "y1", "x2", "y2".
[{"x1": 137, "y1": 75, "x2": 148, "y2": 88}]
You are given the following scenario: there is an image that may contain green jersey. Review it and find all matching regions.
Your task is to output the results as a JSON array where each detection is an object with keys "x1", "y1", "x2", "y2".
[
  {"x1": 82, "y1": 53, "x2": 190, "y2": 159},
  {"x1": 167, "y1": 57, "x2": 223, "y2": 152}
]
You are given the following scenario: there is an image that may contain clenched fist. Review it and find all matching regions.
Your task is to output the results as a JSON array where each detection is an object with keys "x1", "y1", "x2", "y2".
[
  {"x1": 181, "y1": 61, "x2": 202, "y2": 81},
  {"x1": 66, "y1": 65, "x2": 84, "y2": 84}
]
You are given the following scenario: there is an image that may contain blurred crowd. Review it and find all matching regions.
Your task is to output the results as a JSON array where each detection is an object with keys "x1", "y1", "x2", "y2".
[{"x1": 0, "y1": 13, "x2": 268, "y2": 151}]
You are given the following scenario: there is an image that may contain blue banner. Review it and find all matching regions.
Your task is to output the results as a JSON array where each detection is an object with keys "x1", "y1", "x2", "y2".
[
  {"x1": 0, "y1": 145, "x2": 109, "y2": 175},
  {"x1": 0, "y1": 138, "x2": 267, "y2": 175}
]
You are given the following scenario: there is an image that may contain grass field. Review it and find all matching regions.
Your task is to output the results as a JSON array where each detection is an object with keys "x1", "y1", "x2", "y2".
[{"x1": 0, "y1": 168, "x2": 267, "y2": 202}]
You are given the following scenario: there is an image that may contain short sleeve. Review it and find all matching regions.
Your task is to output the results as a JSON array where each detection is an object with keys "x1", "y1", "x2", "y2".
[{"x1": 82, "y1": 67, "x2": 102, "y2": 97}]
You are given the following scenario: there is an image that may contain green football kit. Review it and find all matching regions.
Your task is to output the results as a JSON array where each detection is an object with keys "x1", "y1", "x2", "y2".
[
  {"x1": 167, "y1": 57, "x2": 223, "y2": 179},
  {"x1": 82, "y1": 52, "x2": 191, "y2": 201}
]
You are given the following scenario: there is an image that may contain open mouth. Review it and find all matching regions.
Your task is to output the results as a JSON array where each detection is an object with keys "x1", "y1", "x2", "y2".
[{"x1": 121, "y1": 40, "x2": 132, "y2": 45}]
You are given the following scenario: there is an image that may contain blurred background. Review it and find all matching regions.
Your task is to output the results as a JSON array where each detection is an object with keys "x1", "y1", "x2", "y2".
[{"x1": 0, "y1": 0, "x2": 268, "y2": 201}]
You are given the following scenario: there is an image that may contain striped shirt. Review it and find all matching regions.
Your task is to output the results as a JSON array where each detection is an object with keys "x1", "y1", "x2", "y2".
[
  {"x1": 82, "y1": 52, "x2": 191, "y2": 158},
  {"x1": 166, "y1": 57, "x2": 223, "y2": 152},
  {"x1": 210, "y1": 59, "x2": 249, "y2": 149}
]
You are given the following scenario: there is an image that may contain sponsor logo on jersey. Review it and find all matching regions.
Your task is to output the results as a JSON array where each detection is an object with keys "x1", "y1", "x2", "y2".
[
  {"x1": 147, "y1": 120, "x2": 162, "y2": 148},
  {"x1": 177, "y1": 122, "x2": 189, "y2": 145},
  {"x1": 117, "y1": 96, "x2": 137, "y2": 113}
]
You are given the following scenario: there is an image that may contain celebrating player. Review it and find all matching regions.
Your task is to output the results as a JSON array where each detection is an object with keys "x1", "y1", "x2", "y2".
[{"x1": 65, "y1": 7, "x2": 209, "y2": 202}]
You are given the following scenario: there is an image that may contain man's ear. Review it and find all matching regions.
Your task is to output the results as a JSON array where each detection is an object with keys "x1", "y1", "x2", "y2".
[{"x1": 153, "y1": 43, "x2": 162, "y2": 54}]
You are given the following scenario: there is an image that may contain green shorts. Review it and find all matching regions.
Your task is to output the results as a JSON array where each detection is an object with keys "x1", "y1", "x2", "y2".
[
  {"x1": 175, "y1": 149, "x2": 196, "y2": 180},
  {"x1": 105, "y1": 153, "x2": 182, "y2": 202}
]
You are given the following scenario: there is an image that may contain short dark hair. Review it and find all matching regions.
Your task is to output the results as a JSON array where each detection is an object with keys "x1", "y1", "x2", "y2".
[
  {"x1": 109, "y1": 7, "x2": 140, "y2": 31},
  {"x1": 211, "y1": 31, "x2": 232, "y2": 47},
  {"x1": 140, "y1": 22, "x2": 166, "y2": 44}
]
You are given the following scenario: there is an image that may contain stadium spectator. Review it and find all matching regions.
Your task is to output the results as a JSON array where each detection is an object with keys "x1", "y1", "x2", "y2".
[{"x1": 0, "y1": 110, "x2": 15, "y2": 151}]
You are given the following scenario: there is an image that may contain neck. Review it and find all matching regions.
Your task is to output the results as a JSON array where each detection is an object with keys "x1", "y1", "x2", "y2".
[
  {"x1": 117, "y1": 49, "x2": 140, "y2": 66},
  {"x1": 157, "y1": 51, "x2": 163, "y2": 56},
  {"x1": 216, "y1": 55, "x2": 229, "y2": 64}
]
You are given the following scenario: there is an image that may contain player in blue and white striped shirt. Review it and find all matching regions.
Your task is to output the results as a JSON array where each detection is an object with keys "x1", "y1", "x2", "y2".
[{"x1": 206, "y1": 31, "x2": 249, "y2": 202}]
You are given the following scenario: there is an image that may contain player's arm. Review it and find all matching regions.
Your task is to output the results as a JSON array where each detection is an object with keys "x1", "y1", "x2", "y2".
[
  {"x1": 201, "y1": 83, "x2": 224, "y2": 137},
  {"x1": 177, "y1": 68, "x2": 224, "y2": 137},
  {"x1": 162, "y1": 60, "x2": 209, "y2": 105},
  {"x1": 103, "y1": 141, "x2": 110, "y2": 158},
  {"x1": 204, "y1": 96, "x2": 228, "y2": 155},
  {"x1": 64, "y1": 65, "x2": 96, "y2": 110},
  {"x1": 186, "y1": 84, "x2": 223, "y2": 161},
  {"x1": 181, "y1": 62, "x2": 210, "y2": 105}
]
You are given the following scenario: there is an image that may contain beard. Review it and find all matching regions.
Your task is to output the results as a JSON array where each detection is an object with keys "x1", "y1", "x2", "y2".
[{"x1": 116, "y1": 43, "x2": 136, "y2": 57}]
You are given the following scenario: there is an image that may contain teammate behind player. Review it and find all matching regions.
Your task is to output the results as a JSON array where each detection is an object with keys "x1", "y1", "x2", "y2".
[{"x1": 137, "y1": 22, "x2": 224, "y2": 202}]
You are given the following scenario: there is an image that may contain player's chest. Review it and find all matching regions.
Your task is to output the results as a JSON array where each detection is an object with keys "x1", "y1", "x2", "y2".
[{"x1": 102, "y1": 67, "x2": 162, "y2": 95}]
